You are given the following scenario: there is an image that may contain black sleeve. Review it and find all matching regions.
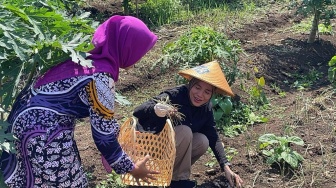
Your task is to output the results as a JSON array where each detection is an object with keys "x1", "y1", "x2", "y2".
[
  {"x1": 133, "y1": 93, "x2": 170, "y2": 133},
  {"x1": 200, "y1": 112, "x2": 230, "y2": 171}
]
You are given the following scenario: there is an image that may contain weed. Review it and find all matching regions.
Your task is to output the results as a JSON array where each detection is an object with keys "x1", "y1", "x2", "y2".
[
  {"x1": 96, "y1": 172, "x2": 126, "y2": 188},
  {"x1": 270, "y1": 83, "x2": 287, "y2": 98},
  {"x1": 205, "y1": 147, "x2": 238, "y2": 168},
  {"x1": 292, "y1": 68, "x2": 323, "y2": 90},
  {"x1": 130, "y1": 0, "x2": 186, "y2": 27},
  {"x1": 258, "y1": 133, "x2": 305, "y2": 176}
]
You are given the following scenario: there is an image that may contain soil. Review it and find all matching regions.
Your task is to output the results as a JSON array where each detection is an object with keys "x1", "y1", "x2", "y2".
[{"x1": 75, "y1": 1, "x2": 336, "y2": 188}]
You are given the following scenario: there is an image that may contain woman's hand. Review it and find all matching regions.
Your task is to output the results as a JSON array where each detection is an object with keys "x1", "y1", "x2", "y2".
[
  {"x1": 130, "y1": 155, "x2": 160, "y2": 185},
  {"x1": 154, "y1": 103, "x2": 174, "y2": 117},
  {"x1": 224, "y1": 165, "x2": 243, "y2": 187}
]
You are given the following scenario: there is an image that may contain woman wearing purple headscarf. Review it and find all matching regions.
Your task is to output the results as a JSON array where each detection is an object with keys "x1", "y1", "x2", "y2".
[{"x1": 0, "y1": 15, "x2": 158, "y2": 187}]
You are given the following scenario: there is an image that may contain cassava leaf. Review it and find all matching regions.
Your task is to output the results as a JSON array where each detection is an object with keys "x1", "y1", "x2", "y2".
[
  {"x1": 287, "y1": 136, "x2": 304, "y2": 146},
  {"x1": 281, "y1": 151, "x2": 298, "y2": 168}
]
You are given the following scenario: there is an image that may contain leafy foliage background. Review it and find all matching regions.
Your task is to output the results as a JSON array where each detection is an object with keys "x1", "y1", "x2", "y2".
[{"x1": 0, "y1": 0, "x2": 97, "y2": 111}]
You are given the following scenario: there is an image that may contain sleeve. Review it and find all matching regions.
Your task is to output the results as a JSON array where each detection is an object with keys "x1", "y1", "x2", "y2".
[
  {"x1": 78, "y1": 73, "x2": 134, "y2": 174},
  {"x1": 200, "y1": 111, "x2": 230, "y2": 171},
  {"x1": 133, "y1": 92, "x2": 169, "y2": 133}
]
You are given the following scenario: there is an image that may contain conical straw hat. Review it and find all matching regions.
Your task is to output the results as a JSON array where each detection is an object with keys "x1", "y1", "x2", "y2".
[{"x1": 178, "y1": 61, "x2": 234, "y2": 96}]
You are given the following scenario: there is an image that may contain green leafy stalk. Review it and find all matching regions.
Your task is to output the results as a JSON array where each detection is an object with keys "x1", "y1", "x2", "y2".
[{"x1": 259, "y1": 133, "x2": 304, "y2": 171}]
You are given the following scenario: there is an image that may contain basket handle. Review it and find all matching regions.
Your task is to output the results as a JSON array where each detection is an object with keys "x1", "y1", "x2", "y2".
[
  {"x1": 165, "y1": 118, "x2": 176, "y2": 146},
  {"x1": 123, "y1": 117, "x2": 137, "y2": 143},
  {"x1": 129, "y1": 117, "x2": 137, "y2": 128}
]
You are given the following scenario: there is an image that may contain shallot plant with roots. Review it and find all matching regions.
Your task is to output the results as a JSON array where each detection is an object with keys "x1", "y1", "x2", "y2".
[{"x1": 153, "y1": 96, "x2": 185, "y2": 126}]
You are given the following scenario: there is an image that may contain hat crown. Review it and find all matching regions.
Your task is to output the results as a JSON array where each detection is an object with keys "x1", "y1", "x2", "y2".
[{"x1": 178, "y1": 61, "x2": 234, "y2": 96}]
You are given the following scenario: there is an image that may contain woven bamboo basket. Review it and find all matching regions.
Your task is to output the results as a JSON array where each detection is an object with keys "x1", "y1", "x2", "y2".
[{"x1": 118, "y1": 117, "x2": 176, "y2": 186}]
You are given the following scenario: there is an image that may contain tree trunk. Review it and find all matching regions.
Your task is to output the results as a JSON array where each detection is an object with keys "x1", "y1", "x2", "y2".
[
  {"x1": 136, "y1": 0, "x2": 138, "y2": 17},
  {"x1": 123, "y1": 0, "x2": 129, "y2": 15},
  {"x1": 307, "y1": 9, "x2": 321, "y2": 43}
]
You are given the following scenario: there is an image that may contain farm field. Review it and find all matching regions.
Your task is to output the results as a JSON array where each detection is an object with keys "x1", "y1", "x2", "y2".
[{"x1": 73, "y1": 1, "x2": 336, "y2": 188}]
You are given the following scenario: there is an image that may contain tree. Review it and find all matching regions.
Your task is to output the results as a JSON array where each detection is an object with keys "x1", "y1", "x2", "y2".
[{"x1": 290, "y1": 0, "x2": 336, "y2": 43}]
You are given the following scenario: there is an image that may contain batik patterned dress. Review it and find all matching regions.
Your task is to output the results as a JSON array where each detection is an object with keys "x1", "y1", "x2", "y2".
[{"x1": 1, "y1": 72, "x2": 134, "y2": 188}]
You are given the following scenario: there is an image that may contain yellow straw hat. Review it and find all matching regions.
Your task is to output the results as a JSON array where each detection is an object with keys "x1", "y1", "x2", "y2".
[{"x1": 178, "y1": 61, "x2": 234, "y2": 97}]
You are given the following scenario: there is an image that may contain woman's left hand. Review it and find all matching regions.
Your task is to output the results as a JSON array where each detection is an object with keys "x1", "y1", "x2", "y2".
[{"x1": 224, "y1": 165, "x2": 243, "y2": 187}]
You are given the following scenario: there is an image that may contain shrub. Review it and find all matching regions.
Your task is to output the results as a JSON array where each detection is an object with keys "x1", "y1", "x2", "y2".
[{"x1": 156, "y1": 26, "x2": 242, "y2": 85}]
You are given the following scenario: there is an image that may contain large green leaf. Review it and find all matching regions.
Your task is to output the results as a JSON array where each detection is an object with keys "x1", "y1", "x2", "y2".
[
  {"x1": 287, "y1": 136, "x2": 304, "y2": 146},
  {"x1": 281, "y1": 151, "x2": 298, "y2": 168},
  {"x1": 219, "y1": 97, "x2": 232, "y2": 115},
  {"x1": 258, "y1": 134, "x2": 279, "y2": 144},
  {"x1": 0, "y1": 121, "x2": 16, "y2": 153},
  {"x1": 328, "y1": 56, "x2": 336, "y2": 66},
  {"x1": 293, "y1": 150, "x2": 305, "y2": 162},
  {"x1": 213, "y1": 109, "x2": 224, "y2": 121}
]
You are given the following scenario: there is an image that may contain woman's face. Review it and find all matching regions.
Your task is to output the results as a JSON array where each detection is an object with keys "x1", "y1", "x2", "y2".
[{"x1": 189, "y1": 80, "x2": 213, "y2": 107}]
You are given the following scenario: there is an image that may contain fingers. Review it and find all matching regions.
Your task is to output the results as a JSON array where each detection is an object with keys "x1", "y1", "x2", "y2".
[
  {"x1": 235, "y1": 174, "x2": 243, "y2": 187},
  {"x1": 148, "y1": 170, "x2": 160, "y2": 175},
  {"x1": 154, "y1": 103, "x2": 169, "y2": 117},
  {"x1": 146, "y1": 173, "x2": 158, "y2": 180},
  {"x1": 154, "y1": 103, "x2": 175, "y2": 117},
  {"x1": 134, "y1": 172, "x2": 158, "y2": 185},
  {"x1": 136, "y1": 178, "x2": 141, "y2": 186},
  {"x1": 226, "y1": 173, "x2": 234, "y2": 187},
  {"x1": 141, "y1": 155, "x2": 151, "y2": 163},
  {"x1": 142, "y1": 177, "x2": 151, "y2": 184}
]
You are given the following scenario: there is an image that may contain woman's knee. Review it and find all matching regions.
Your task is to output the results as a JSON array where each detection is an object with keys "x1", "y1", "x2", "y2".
[
  {"x1": 193, "y1": 133, "x2": 209, "y2": 153},
  {"x1": 175, "y1": 125, "x2": 193, "y2": 143}
]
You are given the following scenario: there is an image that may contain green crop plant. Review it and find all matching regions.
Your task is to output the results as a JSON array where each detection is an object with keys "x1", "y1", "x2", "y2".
[
  {"x1": 258, "y1": 133, "x2": 305, "y2": 176},
  {"x1": 156, "y1": 26, "x2": 242, "y2": 85},
  {"x1": 212, "y1": 95, "x2": 267, "y2": 137},
  {"x1": 248, "y1": 67, "x2": 268, "y2": 107},
  {"x1": 212, "y1": 96, "x2": 233, "y2": 122}
]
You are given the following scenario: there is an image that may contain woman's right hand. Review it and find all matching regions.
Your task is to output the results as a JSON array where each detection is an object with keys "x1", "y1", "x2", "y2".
[
  {"x1": 130, "y1": 155, "x2": 160, "y2": 185},
  {"x1": 154, "y1": 103, "x2": 174, "y2": 117},
  {"x1": 224, "y1": 165, "x2": 243, "y2": 187}
]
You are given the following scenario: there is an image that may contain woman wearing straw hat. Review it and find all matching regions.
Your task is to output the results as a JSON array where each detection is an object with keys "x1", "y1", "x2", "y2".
[{"x1": 133, "y1": 61, "x2": 243, "y2": 188}]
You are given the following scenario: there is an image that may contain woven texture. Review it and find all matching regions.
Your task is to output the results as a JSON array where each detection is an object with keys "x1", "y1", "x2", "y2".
[
  {"x1": 118, "y1": 117, "x2": 176, "y2": 186},
  {"x1": 178, "y1": 60, "x2": 234, "y2": 96}
]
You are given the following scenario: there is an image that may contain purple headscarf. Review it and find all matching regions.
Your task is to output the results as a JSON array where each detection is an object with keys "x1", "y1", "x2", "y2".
[{"x1": 35, "y1": 15, "x2": 158, "y2": 88}]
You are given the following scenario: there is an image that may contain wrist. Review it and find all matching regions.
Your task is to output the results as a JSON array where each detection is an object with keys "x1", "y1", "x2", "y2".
[
  {"x1": 223, "y1": 164, "x2": 232, "y2": 175},
  {"x1": 129, "y1": 164, "x2": 138, "y2": 176}
]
